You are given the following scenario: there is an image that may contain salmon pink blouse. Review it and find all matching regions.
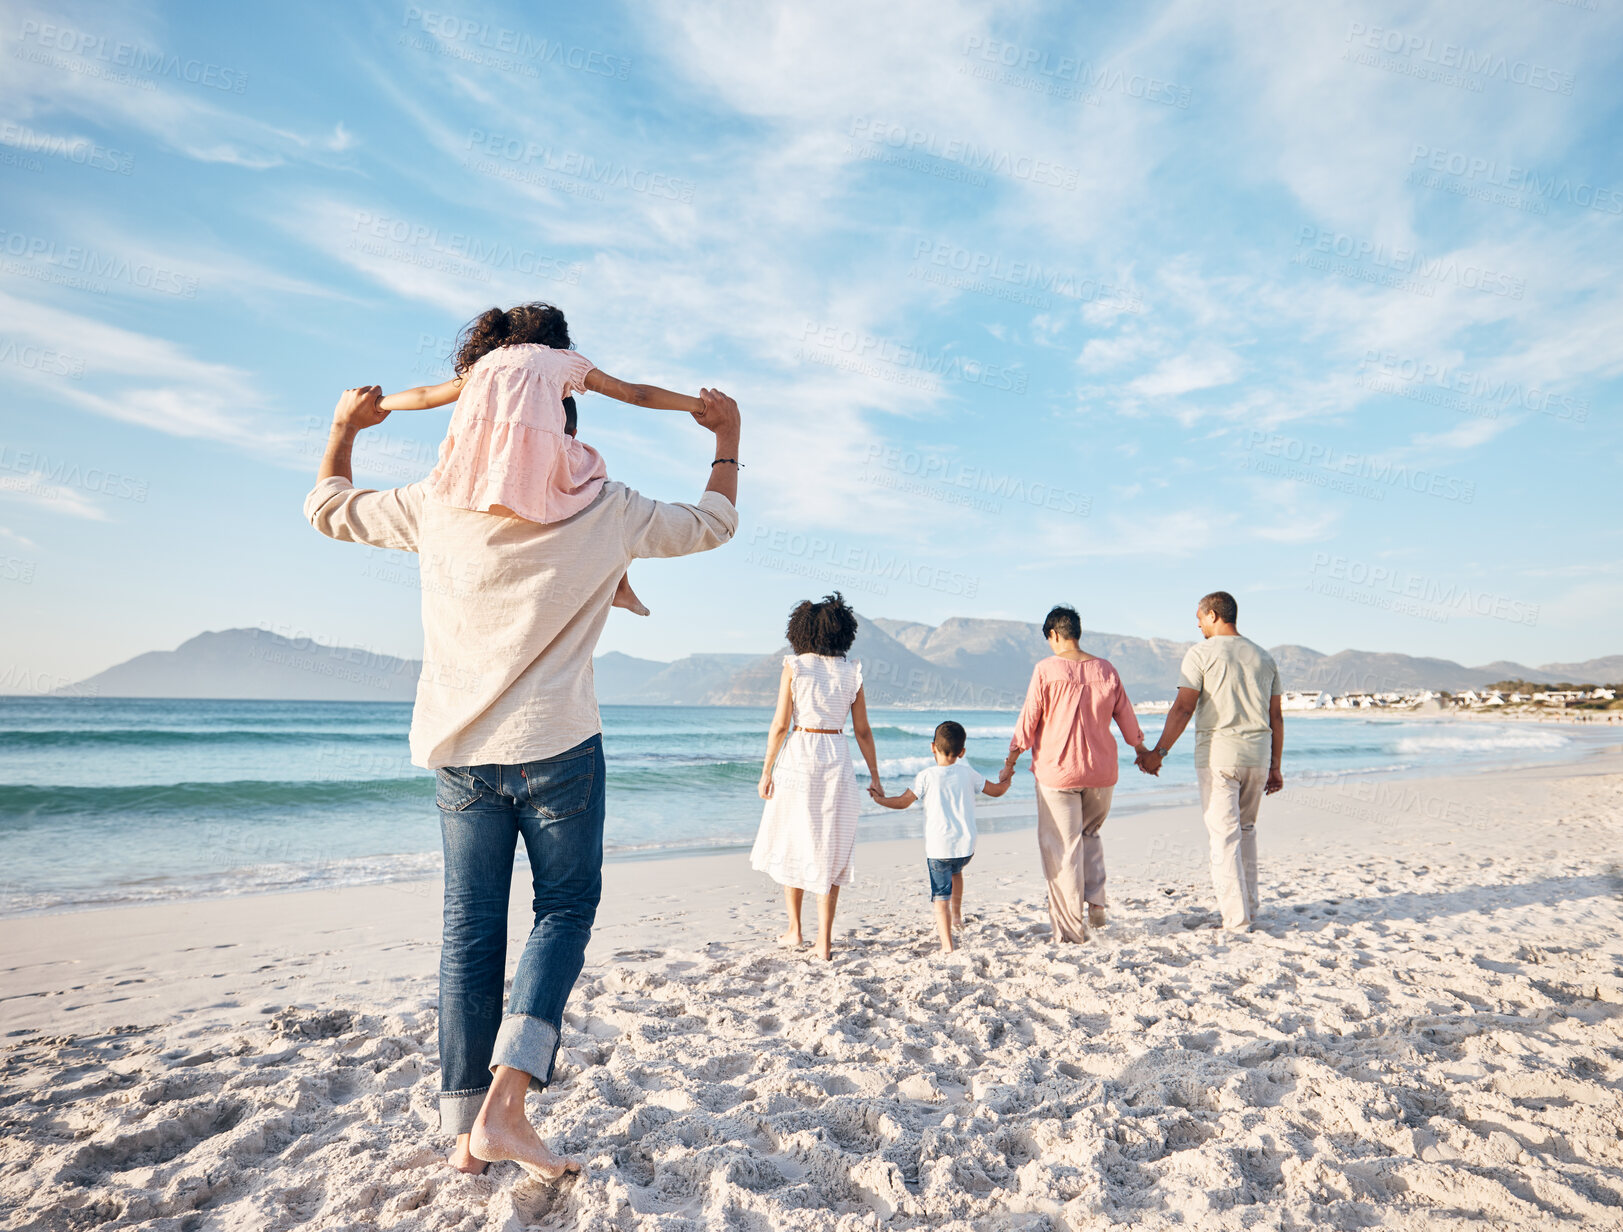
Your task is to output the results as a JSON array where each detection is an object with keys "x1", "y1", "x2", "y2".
[{"x1": 1010, "y1": 656, "x2": 1145, "y2": 790}]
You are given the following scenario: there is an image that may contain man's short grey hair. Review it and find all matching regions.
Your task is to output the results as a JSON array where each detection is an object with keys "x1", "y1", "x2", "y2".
[{"x1": 1198, "y1": 591, "x2": 1238, "y2": 624}]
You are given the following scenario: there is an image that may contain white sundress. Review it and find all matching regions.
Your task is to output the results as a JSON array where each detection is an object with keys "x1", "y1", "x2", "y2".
[{"x1": 750, "y1": 654, "x2": 864, "y2": 893}]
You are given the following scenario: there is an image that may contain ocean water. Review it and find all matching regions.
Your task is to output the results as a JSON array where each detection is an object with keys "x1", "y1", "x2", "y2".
[{"x1": 0, "y1": 697, "x2": 1607, "y2": 915}]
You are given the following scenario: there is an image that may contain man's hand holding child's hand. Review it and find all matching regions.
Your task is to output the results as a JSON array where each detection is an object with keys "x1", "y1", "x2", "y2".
[{"x1": 333, "y1": 385, "x2": 388, "y2": 433}]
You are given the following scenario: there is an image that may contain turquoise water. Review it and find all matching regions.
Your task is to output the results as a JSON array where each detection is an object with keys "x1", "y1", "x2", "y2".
[{"x1": 0, "y1": 697, "x2": 1605, "y2": 915}]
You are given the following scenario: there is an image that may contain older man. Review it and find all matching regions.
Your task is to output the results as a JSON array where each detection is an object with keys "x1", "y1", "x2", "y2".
[
  {"x1": 305, "y1": 384, "x2": 741, "y2": 1178},
  {"x1": 1141, "y1": 591, "x2": 1283, "y2": 931}
]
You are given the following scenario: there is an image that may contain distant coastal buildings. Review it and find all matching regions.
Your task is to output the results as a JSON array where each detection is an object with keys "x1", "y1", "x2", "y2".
[
  {"x1": 1281, "y1": 689, "x2": 1430, "y2": 710},
  {"x1": 1279, "y1": 684, "x2": 1619, "y2": 714}
]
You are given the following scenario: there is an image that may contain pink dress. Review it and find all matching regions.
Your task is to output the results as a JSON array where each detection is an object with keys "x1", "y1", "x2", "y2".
[{"x1": 425, "y1": 344, "x2": 605, "y2": 523}]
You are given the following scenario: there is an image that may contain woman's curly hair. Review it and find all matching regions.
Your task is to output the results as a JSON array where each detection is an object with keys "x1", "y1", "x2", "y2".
[
  {"x1": 786, "y1": 592, "x2": 858, "y2": 657},
  {"x1": 453, "y1": 302, "x2": 572, "y2": 376}
]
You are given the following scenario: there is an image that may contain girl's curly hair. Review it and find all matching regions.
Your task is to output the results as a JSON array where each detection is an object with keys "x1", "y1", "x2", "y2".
[
  {"x1": 453, "y1": 302, "x2": 572, "y2": 376},
  {"x1": 786, "y1": 592, "x2": 858, "y2": 657}
]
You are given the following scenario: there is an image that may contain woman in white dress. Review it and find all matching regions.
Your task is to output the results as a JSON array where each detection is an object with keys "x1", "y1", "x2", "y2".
[{"x1": 752, "y1": 593, "x2": 883, "y2": 960}]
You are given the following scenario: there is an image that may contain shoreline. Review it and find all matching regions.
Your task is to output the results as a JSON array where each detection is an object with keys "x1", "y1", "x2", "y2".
[
  {"x1": 5, "y1": 745, "x2": 1620, "y2": 1034},
  {"x1": 3, "y1": 713, "x2": 1617, "y2": 922}
]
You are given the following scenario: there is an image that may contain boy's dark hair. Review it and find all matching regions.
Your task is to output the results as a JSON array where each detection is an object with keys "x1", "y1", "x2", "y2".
[
  {"x1": 1198, "y1": 590, "x2": 1238, "y2": 625},
  {"x1": 562, "y1": 395, "x2": 577, "y2": 436},
  {"x1": 933, "y1": 721, "x2": 966, "y2": 757},
  {"x1": 1042, "y1": 604, "x2": 1082, "y2": 641},
  {"x1": 786, "y1": 592, "x2": 858, "y2": 656},
  {"x1": 454, "y1": 302, "x2": 572, "y2": 377}
]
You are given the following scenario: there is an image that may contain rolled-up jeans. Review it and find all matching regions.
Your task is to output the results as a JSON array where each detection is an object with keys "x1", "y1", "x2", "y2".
[{"x1": 434, "y1": 734, "x2": 605, "y2": 1137}]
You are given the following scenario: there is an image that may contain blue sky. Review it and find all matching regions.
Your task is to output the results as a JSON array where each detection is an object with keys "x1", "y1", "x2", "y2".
[{"x1": 1, "y1": 0, "x2": 1619, "y2": 691}]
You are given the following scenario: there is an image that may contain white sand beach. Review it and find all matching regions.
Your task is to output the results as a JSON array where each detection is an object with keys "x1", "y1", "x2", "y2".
[{"x1": 3, "y1": 748, "x2": 1621, "y2": 1230}]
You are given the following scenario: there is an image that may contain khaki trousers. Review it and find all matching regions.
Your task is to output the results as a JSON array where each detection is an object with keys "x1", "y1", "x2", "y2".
[
  {"x1": 1034, "y1": 782, "x2": 1113, "y2": 943},
  {"x1": 1196, "y1": 766, "x2": 1266, "y2": 929}
]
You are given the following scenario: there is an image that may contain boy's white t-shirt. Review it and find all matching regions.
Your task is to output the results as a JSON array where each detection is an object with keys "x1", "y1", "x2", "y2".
[{"x1": 912, "y1": 761, "x2": 985, "y2": 859}]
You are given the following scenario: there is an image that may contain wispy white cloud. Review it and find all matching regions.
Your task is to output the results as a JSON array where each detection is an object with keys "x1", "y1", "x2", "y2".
[
  {"x1": 0, "y1": 0, "x2": 362, "y2": 169},
  {"x1": 1127, "y1": 345, "x2": 1244, "y2": 398},
  {"x1": 0, "y1": 289, "x2": 280, "y2": 450},
  {"x1": 1410, "y1": 417, "x2": 1515, "y2": 451},
  {"x1": 0, "y1": 473, "x2": 110, "y2": 521}
]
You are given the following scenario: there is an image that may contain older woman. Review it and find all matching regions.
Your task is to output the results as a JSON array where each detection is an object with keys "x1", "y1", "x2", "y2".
[{"x1": 1002, "y1": 605, "x2": 1151, "y2": 943}]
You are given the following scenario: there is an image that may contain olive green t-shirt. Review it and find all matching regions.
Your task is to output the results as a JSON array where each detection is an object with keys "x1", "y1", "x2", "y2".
[{"x1": 1177, "y1": 635, "x2": 1281, "y2": 769}]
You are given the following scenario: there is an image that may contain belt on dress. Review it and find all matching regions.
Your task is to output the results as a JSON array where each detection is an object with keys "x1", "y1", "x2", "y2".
[{"x1": 793, "y1": 726, "x2": 843, "y2": 734}]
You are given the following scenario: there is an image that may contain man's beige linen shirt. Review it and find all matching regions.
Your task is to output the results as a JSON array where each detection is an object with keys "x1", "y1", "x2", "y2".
[{"x1": 304, "y1": 477, "x2": 737, "y2": 768}]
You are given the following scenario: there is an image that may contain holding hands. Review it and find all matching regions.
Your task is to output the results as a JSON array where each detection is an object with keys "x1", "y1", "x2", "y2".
[
  {"x1": 693, "y1": 387, "x2": 740, "y2": 438},
  {"x1": 333, "y1": 385, "x2": 388, "y2": 433},
  {"x1": 318, "y1": 386, "x2": 387, "y2": 483},
  {"x1": 1134, "y1": 745, "x2": 1163, "y2": 776}
]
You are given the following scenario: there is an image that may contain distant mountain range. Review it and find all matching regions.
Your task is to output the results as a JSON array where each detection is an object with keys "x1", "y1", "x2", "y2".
[{"x1": 48, "y1": 624, "x2": 1623, "y2": 706}]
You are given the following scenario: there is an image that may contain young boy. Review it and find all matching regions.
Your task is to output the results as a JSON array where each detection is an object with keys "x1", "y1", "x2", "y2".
[{"x1": 868, "y1": 721, "x2": 1012, "y2": 953}]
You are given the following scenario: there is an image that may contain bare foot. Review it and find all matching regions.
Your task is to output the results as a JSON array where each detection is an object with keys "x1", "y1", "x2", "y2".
[
  {"x1": 938, "y1": 941, "x2": 955, "y2": 954},
  {"x1": 951, "y1": 913, "x2": 964, "y2": 930},
  {"x1": 469, "y1": 1113, "x2": 582, "y2": 1182},
  {"x1": 776, "y1": 929, "x2": 803, "y2": 948},
  {"x1": 1088, "y1": 904, "x2": 1107, "y2": 928},
  {"x1": 611, "y1": 574, "x2": 650, "y2": 617},
  {"x1": 814, "y1": 941, "x2": 832, "y2": 961},
  {"x1": 447, "y1": 1134, "x2": 488, "y2": 1175}
]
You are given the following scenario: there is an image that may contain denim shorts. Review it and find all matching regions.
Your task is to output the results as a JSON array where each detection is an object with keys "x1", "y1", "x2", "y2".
[{"x1": 927, "y1": 854, "x2": 972, "y2": 900}]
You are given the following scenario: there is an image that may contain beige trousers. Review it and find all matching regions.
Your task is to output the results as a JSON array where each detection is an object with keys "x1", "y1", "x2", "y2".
[
  {"x1": 1197, "y1": 766, "x2": 1266, "y2": 929},
  {"x1": 1034, "y1": 782, "x2": 1113, "y2": 943}
]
